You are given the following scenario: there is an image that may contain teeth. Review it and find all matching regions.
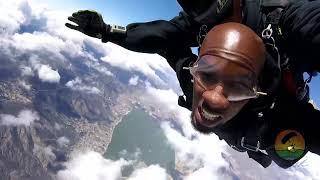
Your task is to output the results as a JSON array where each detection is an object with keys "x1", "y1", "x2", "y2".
[{"x1": 202, "y1": 107, "x2": 221, "y2": 121}]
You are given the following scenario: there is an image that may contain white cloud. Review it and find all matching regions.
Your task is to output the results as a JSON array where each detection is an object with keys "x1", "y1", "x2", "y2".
[
  {"x1": 27, "y1": 56, "x2": 60, "y2": 83},
  {"x1": 93, "y1": 65, "x2": 114, "y2": 77},
  {"x1": 0, "y1": 109, "x2": 39, "y2": 126},
  {"x1": 129, "y1": 75, "x2": 139, "y2": 86},
  {"x1": 44, "y1": 145, "x2": 56, "y2": 161},
  {"x1": 20, "y1": 66, "x2": 34, "y2": 76},
  {"x1": 83, "y1": 86, "x2": 101, "y2": 94},
  {"x1": 65, "y1": 77, "x2": 81, "y2": 88},
  {"x1": 0, "y1": 0, "x2": 105, "y2": 76},
  {"x1": 138, "y1": 82, "x2": 180, "y2": 118},
  {"x1": 57, "y1": 136, "x2": 70, "y2": 148},
  {"x1": 118, "y1": 148, "x2": 142, "y2": 160},
  {"x1": 161, "y1": 122, "x2": 230, "y2": 179},
  {"x1": 57, "y1": 151, "x2": 131, "y2": 180},
  {"x1": 100, "y1": 43, "x2": 172, "y2": 86},
  {"x1": 33, "y1": 144, "x2": 56, "y2": 162},
  {"x1": 37, "y1": 64, "x2": 60, "y2": 83},
  {"x1": 118, "y1": 149, "x2": 128, "y2": 157},
  {"x1": 19, "y1": 80, "x2": 32, "y2": 90},
  {"x1": 57, "y1": 151, "x2": 172, "y2": 180},
  {"x1": 66, "y1": 77, "x2": 101, "y2": 94},
  {"x1": 0, "y1": 0, "x2": 25, "y2": 35},
  {"x1": 128, "y1": 165, "x2": 167, "y2": 180},
  {"x1": 11, "y1": 32, "x2": 67, "y2": 60},
  {"x1": 54, "y1": 122, "x2": 62, "y2": 130}
]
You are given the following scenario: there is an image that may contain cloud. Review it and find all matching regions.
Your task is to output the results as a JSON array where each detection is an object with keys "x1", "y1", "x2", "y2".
[
  {"x1": 33, "y1": 144, "x2": 56, "y2": 162},
  {"x1": 0, "y1": 0, "x2": 106, "y2": 80},
  {"x1": 20, "y1": 65, "x2": 34, "y2": 76},
  {"x1": 161, "y1": 122, "x2": 231, "y2": 179},
  {"x1": 0, "y1": 109, "x2": 40, "y2": 126},
  {"x1": 92, "y1": 65, "x2": 114, "y2": 77},
  {"x1": 118, "y1": 148, "x2": 142, "y2": 160},
  {"x1": 37, "y1": 64, "x2": 60, "y2": 83},
  {"x1": 138, "y1": 82, "x2": 180, "y2": 118},
  {"x1": 44, "y1": 145, "x2": 56, "y2": 161},
  {"x1": 65, "y1": 77, "x2": 81, "y2": 88},
  {"x1": 129, "y1": 75, "x2": 139, "y2": 86},
  {"x1": 66, "y1": 77, "x2": 101, "y2": 94},
  {"x1": 128, "y1": 165, "x2": 167, "y2": 180},
  {"x1": 54, "y1": 123, "x2": 62, "y2": 130},
  {"x1": 0, "y1": 0, "x2": 168, "y2": 90},
  {"x1": 27, "y1": 57, "x2": 60, "y2": 83},
  {"x1": 57, "y1": 136, "x2": 70, "y2": 148},
  {"x1": 57, "y1": 151, "x2": 171, "y2": 180},
  {"x1": 0, "y1": 0, "x2": 25, "y2": 35},
  {"x1": 100, "y1": 43, "x2": 173, "y2": 86},
  {"x1": 19, "y1": 80, "x2": 32, "y2": 90},
  {"x1": 57, "y1": 151, "x2": 132, "y2": 180}
]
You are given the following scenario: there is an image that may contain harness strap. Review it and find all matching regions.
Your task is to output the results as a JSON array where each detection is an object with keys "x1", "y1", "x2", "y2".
[
  {"x1": 236, "y1": 111, "x2": 273, "y2": 167},
  {"x1": 282, "y1": 68, "x2": 298, "y2": 96},
  {"x1": 242, "y1": 0, "x2": 264, "y2": 33},
  {"x1": 176, "y1": 54, "x2": 197, "y2": 110}
]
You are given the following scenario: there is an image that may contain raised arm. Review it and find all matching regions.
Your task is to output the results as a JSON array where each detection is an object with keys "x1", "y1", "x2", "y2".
[
  {"x1": 109, "y1": 12, "x2": 200, "y2": 53},
  {"x1": 66, "y1": 10, "x2": 200, "y2": 54}
]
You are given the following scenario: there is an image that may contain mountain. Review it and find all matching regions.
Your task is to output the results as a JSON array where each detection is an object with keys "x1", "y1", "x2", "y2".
[{"x1": 0, "y1": 28, "x2": 177, "y2": 178}]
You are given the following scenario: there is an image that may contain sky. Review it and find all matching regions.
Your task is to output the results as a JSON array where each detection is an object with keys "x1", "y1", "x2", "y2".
[
  {"x1": 45, "y1": 0, "x2": 182, "y2": 25},
  {"x1": 1, "y1": 0, "x2": 320, "y2": 179}
]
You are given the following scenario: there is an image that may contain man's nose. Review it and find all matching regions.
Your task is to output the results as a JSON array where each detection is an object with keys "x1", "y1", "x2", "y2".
[{"x1": 202, "y1": 85, "x2": 230, "y2": 112}]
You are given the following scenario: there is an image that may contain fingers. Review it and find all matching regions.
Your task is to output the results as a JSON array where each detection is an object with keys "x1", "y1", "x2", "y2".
[
  {"x1": 65, "y1": 23, "x2": 83, "y2": 32},
  {"x1": 68, "y1": 11, "x2": 92, "y2": 26},
  {"x1": 66, "y1": 16, "x2": 84, "y2": 32},
  {"x1": 72, "y1": 10, "x2": 96, "y2": 18},
  {"x1": 67, "y1": 16, "x2": 81, "y2": 24},
  {"x1": 66, "y1": 10, "x2": 99, "y2": 32}
]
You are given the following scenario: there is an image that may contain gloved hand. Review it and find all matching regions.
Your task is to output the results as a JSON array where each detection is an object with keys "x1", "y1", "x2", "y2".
[{"x1": 65, "y1": 10, "x2": 109, "y2": 39}]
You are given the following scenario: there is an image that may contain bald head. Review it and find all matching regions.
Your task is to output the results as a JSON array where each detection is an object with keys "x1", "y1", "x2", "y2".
[{"x1": 199, "y1": 22, "x2": 266, "y2": 75}]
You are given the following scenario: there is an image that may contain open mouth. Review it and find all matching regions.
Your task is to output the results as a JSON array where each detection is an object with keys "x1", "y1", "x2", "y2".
[{"x1": 193, "y1": 104, "x2": 223, "y2": 128}]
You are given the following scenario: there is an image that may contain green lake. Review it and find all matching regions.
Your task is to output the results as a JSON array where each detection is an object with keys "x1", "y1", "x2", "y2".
[{"x1": 104, "y1": 108, "x2": 176, "y2": 176}]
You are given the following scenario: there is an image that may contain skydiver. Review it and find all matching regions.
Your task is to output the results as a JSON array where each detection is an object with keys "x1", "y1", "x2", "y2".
[{"x1": 65, "y1": 0, "x2": 320, "y2": 168}]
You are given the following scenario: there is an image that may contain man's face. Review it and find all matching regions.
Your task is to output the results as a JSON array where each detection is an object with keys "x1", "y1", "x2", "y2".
[{"x1": 191, "y1": 56, "x2": 255, "y2": 133}]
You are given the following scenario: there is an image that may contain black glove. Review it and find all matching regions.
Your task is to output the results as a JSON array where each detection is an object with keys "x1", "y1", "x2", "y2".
[{"x1": 65, "y1": 10, "x2": 109, "y2": 39}]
